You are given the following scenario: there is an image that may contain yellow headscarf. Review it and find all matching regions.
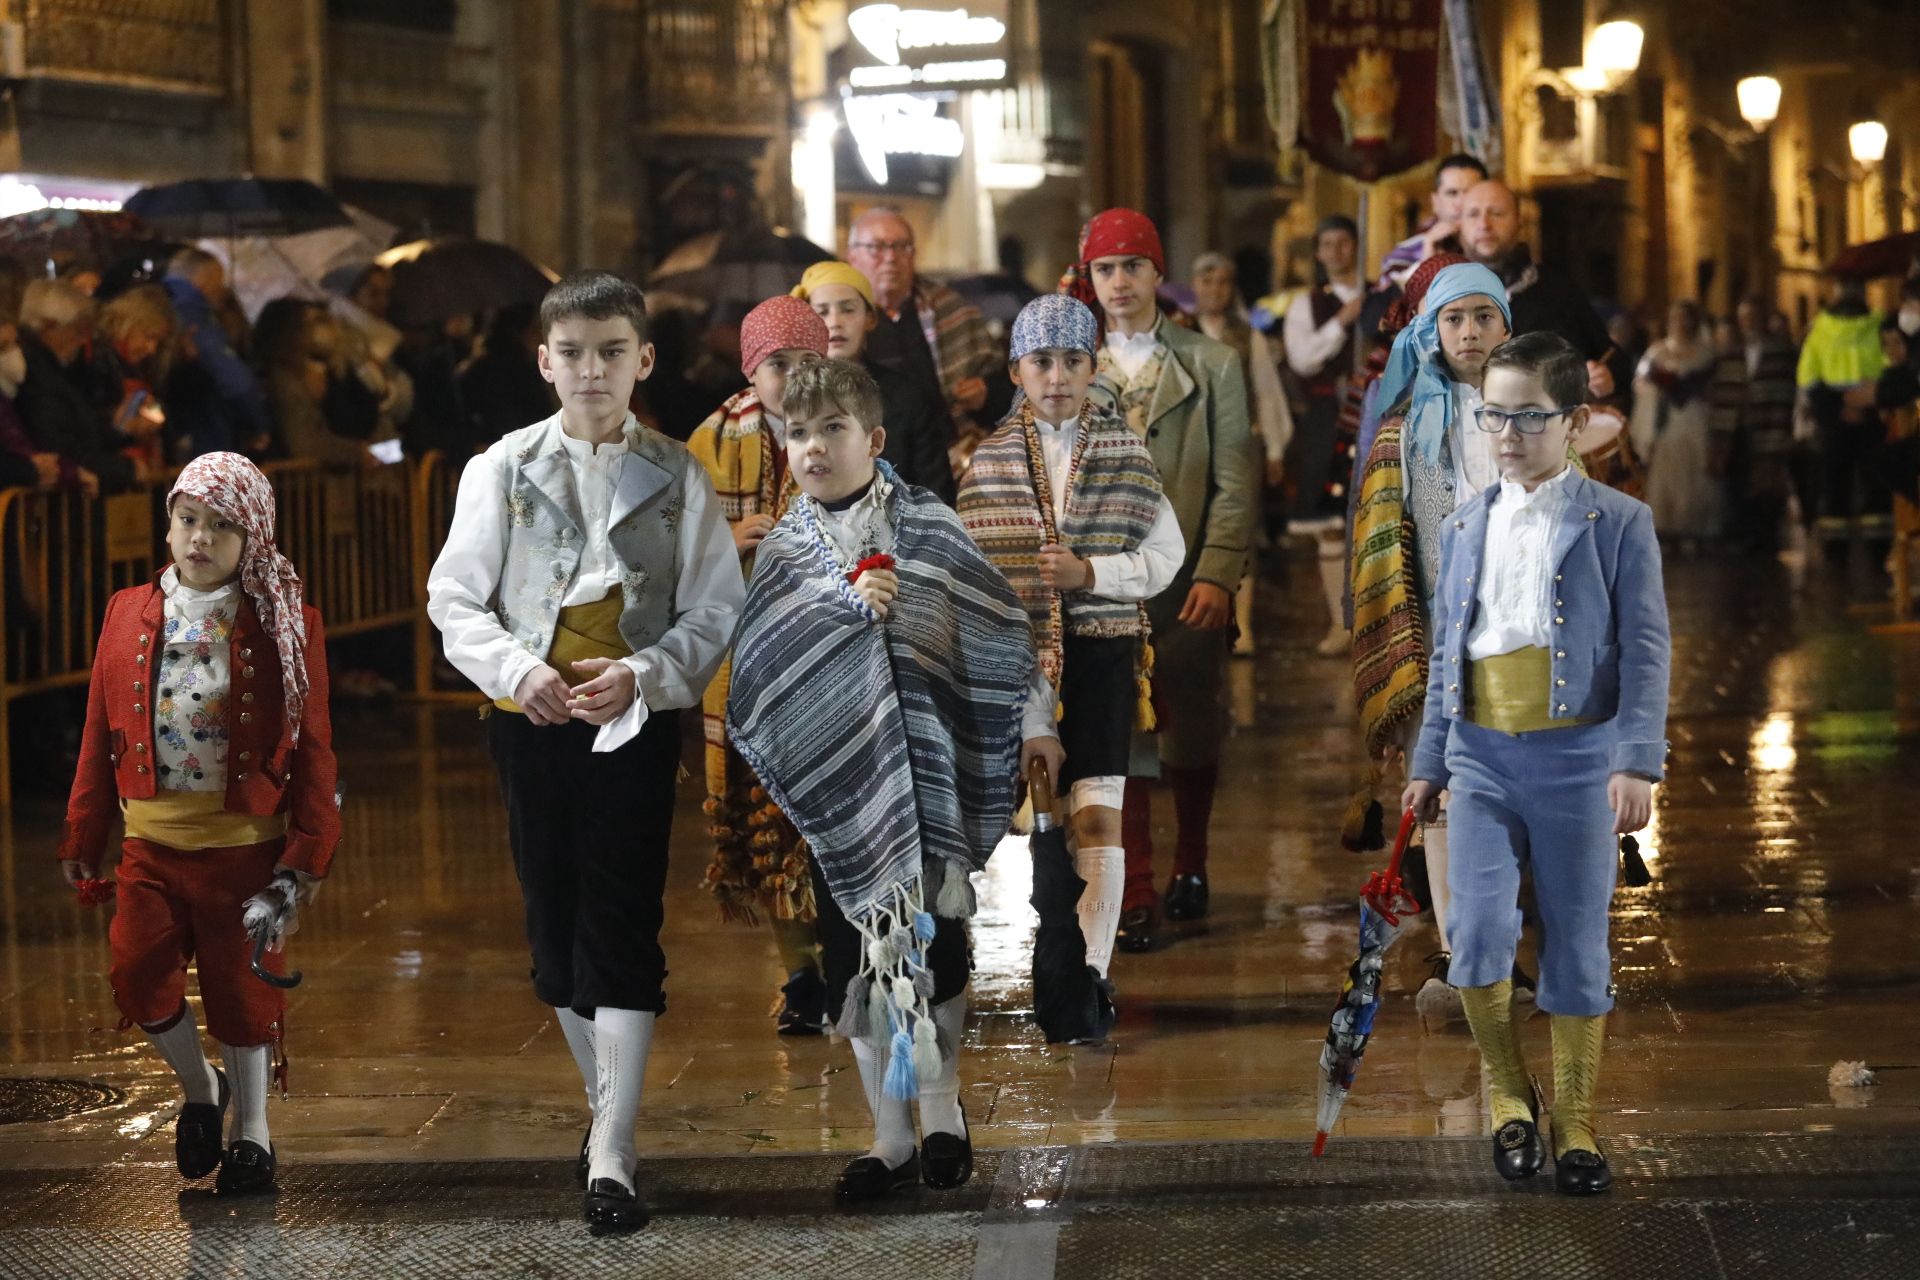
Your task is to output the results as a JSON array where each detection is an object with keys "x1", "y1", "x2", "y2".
[{"x1": 791, "y1": 261, "x2": 875, "y2": 308}]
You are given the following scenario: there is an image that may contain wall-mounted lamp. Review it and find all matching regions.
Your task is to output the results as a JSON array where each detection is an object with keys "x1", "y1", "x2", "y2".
[
  {"x1": 1849, "y1": 120, "x2": 1889, "y2": 166},
  {"x1": 1585, "y1": 20, "x2": 1644, "y2": 88},
  {"x1": 1736, "y1": 76, "x2": 1781, "y2": 133}
]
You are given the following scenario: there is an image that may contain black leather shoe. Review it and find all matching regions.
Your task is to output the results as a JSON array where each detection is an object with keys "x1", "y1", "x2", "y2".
[
  {"x1": 1116, "y1": 906, "x2": 1156, "y2": 953},
  {"x1": 584, "y1": 1176, "x2": 649, "y2": 1235},
  {"x1": 777, "y1": 968, "x2": 827, "y2": 1036},
  {"x1": 1555, "y1": 1147, "x2": 1612, "y2": 1195},
  {"x1": 214, "y1": 1139, "x2": 276, "y2": 1195},
  {"x1": 576, "y1": 1126, "x2": 591, "y2": 1188},
  {"x1": 921, "y1": 1107, "x2": 972, "y2": 1190},
  {"x1": 1163, "y1": 873, "x2": 1210, "y2": 921},
  {"x1": 1493, "y1": 1109, "x2": 1546, "y2": 1182},
  {"x1": 176, "y1": 1069, "x2": 229, "y2": 1180},
  {"x1": 836, "y1": 1150, "x2": 920, "y2": 1202}
]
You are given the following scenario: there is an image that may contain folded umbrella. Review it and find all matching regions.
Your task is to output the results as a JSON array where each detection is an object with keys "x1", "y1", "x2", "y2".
[
  {"x1": 1026, "y1": 759, "x2": 1114, "y2": 1044},
  {"x1": 1312, "y1": 807, "x2": 1424, "y2": 1156},
  {"x1": 376, "y1": 237, "x2": 558, "y2": 329},
  {"x1": 125, "y1": 178, "x2": 351, "y2": 239}
]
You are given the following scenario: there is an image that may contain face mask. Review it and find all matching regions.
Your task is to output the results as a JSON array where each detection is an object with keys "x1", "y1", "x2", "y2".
[
  {"x1": 1899, "y1": 304, "x2": 1920, "y2": 337},
  {"x1": 0, "y1": 345, "x2": 26, "y2": 397}
]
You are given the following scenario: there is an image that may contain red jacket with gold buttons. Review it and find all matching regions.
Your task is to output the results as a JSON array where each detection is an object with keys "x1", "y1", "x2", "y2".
[{"x1": 58, "y1": 579, "x2": 341, "y2": 876}]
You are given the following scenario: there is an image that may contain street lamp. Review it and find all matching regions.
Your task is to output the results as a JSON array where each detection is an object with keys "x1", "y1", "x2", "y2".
[
  {"x1": 1737, "y1": 76, "x2": 1781, "y2": 133},
  {"x1": 1849, "y1": 120, "x2": 1889, "y2": 166},
  {"x1": 1585, "y1": 20, "x2": 1644, "y2": 89}
]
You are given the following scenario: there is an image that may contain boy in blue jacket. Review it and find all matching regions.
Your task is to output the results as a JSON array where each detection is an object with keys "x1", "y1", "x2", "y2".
[{"x1": 1404, "y1": 331, "x2": 1669, "y2": 1197}]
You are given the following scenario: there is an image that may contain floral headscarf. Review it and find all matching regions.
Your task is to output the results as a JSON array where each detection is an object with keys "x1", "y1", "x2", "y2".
[{"x1": 167, "y1": 452, "x2": 310, "y2": 741}]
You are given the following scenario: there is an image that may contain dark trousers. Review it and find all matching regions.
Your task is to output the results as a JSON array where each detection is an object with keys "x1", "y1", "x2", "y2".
[
  {"x1": 810, "y1": 856, "x2": 969, "y2": 1023},
  {"x1": 487, "y1": 708, "x2": 681, "y2": 1013},
  {"x1": 1817, "y1": 419, "x2": 1893, "y2": 525}
]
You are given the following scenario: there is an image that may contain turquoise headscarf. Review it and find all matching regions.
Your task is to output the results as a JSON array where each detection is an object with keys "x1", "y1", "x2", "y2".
[{"x1": 1374, "y1": 263, "x2": 1511, "y2": 468}]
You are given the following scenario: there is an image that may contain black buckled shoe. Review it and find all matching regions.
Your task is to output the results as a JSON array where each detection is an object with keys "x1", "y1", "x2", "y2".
[
  {"x1": 777, "y1": 968, "x2": 828, "y2": 1036},
  {"x1": 1116, "y1": 906, "x2": 1157, "y2": 953},
  {"x1": 176, "y1": 1069, "x2": 229, "y2": 1180},
  {"x1": 1162, "y1": 873, "x2": 1210, "y2": 921},
  {"x1": 585, "y1": 1176, "x2": 649, "y2": 1235},
  {"x1": 921, "y1": 1107, "x2": 972, "y2": 1190},
  {"x1": 576, "y1": 1126, "x2": 591, "y2": 1188},
  {"x1": 1492, "y1": 1115, "x2": 1546, "y2": 1181},
  {"x1": 1555, "y1": 1146, "x2": 1612, "y2": 1196},
  {"x1": 214, "y1": 1139, "x2": 277, "y2": 1196},
  {"x1": 836, "y1": 1150, "x2": 920, "y2": 1202}
]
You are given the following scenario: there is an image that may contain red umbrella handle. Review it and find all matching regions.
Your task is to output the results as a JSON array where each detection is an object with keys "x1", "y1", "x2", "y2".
[{"x1": 1360, "y1": 808, "x2": 1422, "y2": 924}]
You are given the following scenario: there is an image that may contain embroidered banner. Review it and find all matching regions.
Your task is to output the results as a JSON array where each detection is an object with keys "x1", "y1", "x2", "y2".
[{"x1": 1299, "y1": 0, "x2": 1443, "y2": 183}]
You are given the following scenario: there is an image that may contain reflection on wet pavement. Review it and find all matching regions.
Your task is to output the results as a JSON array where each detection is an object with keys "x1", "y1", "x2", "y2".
[{"x1": 1, "y1": 549, "x2": 1915, "y2": 1178}]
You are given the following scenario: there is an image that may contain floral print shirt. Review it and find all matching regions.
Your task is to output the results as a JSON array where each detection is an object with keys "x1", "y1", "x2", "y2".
[{"x1": 154, "y1": 566, "x2": 238, "y2": 792}]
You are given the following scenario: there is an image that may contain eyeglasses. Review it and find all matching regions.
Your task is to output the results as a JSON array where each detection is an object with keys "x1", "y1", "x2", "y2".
[
  {"x1": 849, "y1": 239, "x2": 915, "y2": 257},
  {"x1": 1473, "y1": 406, "x2": 1578, "y2": 434}
]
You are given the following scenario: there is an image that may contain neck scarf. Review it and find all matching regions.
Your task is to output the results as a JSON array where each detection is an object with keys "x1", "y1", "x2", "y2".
[
  {"x1": 1376, "y1": 263, "x2": 1511, "y2": 469},
  {"x1": 166, "y1": 452, "x2": 310, "y2": 741}
]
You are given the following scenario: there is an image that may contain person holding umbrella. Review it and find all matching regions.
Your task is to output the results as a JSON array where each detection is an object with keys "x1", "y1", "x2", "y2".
[
  {"x1": 1403, "y1": 332, "x2": 1670, "y2": 1197},
  {"x1": 726, "y1": 358, "x2": 1043, "y2": 1201},
  {"x1": 958, "y1": 294, "x2": 1183, "y2": 1022}
]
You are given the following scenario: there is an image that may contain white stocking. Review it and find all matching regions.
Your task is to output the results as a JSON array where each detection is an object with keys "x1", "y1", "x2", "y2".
[
  {"x1": 587, "y1": 1008, "x2": 653, "y2": 1190},
  {"x1": 848, "y1": 1033, "x2": 915, "y2": 1169},
  {"x1": 555, "y1": 1008, "x2": 599, "y2": 1125},
  {"x1": 916, "y1": 994, "x2": 967, "y2": 1138},
  {"x1": 1426, "y1": 817, "x2": 1453, "y2": 951},
  {"x1": 1068, "y1": 778, "x2": 1125, "y2": 979},
  {"x1": 219, "y1": 1042, "x2": 271, "y2": 1149},
  {"x1": 145, "y1": 1010, "x2": 218, "y2": 1106}
]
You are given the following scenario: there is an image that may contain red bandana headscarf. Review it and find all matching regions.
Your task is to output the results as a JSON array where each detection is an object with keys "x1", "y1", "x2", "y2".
[
  {"x1": 1062, "y1": 208, "x2": 1167, "y2": 335},
  {"x1": 167, "y1": 453, "x2": 311, "y2": 741},
  {"x1": 740, "y1": 295, "x2": 830, "y2": 377}
]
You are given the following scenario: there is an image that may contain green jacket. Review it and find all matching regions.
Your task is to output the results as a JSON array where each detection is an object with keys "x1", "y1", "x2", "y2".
[{"x1": 1094, "y1": 319, "x2": 1257, "y2": 590}]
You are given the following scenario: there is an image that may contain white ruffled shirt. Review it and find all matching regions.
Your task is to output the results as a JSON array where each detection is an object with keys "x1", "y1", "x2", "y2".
[
  {"x1": 1466, "y1": 465, "x2": 1574, "y2": 661},
  {"x1": 1449, "y1": 382, "x2": 1498, "y2": 505}
]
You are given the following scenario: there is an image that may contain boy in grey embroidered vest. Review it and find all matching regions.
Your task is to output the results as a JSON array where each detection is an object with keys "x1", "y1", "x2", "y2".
[{"x1": 427, "y1": 272, "x2": 744, "y2": 1236}]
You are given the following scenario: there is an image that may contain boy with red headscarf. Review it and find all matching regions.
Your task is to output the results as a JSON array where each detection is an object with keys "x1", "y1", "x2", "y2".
[
  {"x1": 688, "y1": 296, "x2": 833, "y2": 1035},
  {"x1": 59, "y1": 451, "x2": 340, "y2": 1196},
  {"x1": 1070, "y1": 208, "x2": 1257, "y2": 954}
]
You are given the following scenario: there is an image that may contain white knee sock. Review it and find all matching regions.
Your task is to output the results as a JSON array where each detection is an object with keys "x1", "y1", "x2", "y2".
[
  {"x1": 1426, "y1": 821, "x2": 1453, "y2": 951},
  {"x1": 1073, "y1": 846, "x2": 1125, "y2": 978},
  {"x1": 916, "y1": 995, "x2": 967, "y2": 1139},
  {"x1": 587, "y1": 1008, "x2": 654, "y2": 1191},
  {"x1": 219, "y1": 1042, "x2": 272, "y2": 1149},
  {"x1": 1316, "y1": 543, "x2": 1347, "y2": 631},
  {"x1": 145, "y1": 1012, "x2": 217, "y2": 1106},
  {"x1": 555, "y1": 1008, "x2": 599, "y2": 1125},
  {"x1": 849, "y1": 1033, "x2": 916, "y2": 1169}
]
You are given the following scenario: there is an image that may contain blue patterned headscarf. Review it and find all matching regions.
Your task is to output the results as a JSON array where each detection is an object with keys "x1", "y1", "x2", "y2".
[
  {"x1": 1375, "y1": 263, "x2": 1511, "y2": 468},
  {"x1": 1010, "y1": 294, "x2": 1099, "y2": 362}
]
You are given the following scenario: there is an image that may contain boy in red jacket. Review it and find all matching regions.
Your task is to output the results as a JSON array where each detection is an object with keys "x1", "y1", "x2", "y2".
[{"x1": 58, "y1": 451, "x2": 339, "y2": 1195}]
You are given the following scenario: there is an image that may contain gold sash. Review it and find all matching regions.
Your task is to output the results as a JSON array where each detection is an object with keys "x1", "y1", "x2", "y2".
[
  {"x1": 493, "y1": 594, "x2": 633, "y2": 714},
  {"x1": 1465, "y1": 646, "x2": 1595, "y2": 735},
  {"x1": 122, "y1": 791, "x2": 288, "y2": 849}
]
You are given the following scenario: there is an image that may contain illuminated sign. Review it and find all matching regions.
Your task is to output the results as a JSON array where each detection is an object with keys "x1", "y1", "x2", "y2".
[
  {"x1": 845, "y1": 1, "x2": 1010, "y2": 93},
  {"x1": 843, "y1": 93, "x2": 965, "y2": 185}
]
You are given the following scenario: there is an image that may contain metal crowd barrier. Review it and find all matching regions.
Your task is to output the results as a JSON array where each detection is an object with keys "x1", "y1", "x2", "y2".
[{"x1": 0, "y1": 455, "x2": 464, "y2": 806}]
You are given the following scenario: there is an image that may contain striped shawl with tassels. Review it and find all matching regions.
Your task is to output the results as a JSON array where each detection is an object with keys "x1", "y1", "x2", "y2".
[
  {"x1": 1350, "y1": 415, "x2": 1432, "y2": 759},
  {"x1": 726, "y1": 465, "x2": 1032, "y2": 1096}
]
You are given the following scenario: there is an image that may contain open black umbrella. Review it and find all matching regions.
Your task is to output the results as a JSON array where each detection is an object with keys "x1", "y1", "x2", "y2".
[
  {"x1": 1027, "y1": 759, "x2": 1114, "y2": 1044},
  {"x1": 124, "y1": 178, "x2": 351, "y2": 239},
  {"x1": 647, "y1": 226, "x2": 835, "y2": 317},
  {"x1": 376, "y1": 237, "x2": 558, "y2": 329}
]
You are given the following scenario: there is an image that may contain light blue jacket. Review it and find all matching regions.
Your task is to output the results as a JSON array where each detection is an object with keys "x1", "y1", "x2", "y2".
[{"x1": 1411, "y1": 470, "x2": 1670, "y2": 785}]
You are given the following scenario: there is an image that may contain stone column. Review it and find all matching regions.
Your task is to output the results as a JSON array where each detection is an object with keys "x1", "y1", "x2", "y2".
[{"x1": 240, "y1": 0, "x2": 328, "y2": 181}]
